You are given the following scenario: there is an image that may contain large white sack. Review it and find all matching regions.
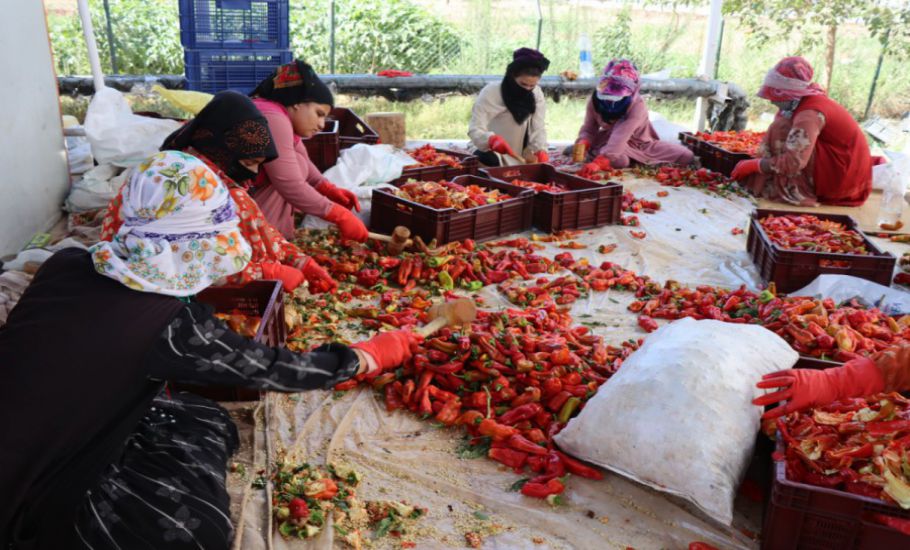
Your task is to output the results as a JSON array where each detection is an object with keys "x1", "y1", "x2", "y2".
[{"x1": 554, "y1": 317, "x2": 797, "y2": 525}]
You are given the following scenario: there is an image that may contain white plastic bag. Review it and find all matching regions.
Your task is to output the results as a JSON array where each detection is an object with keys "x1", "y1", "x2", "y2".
[
  {"x1": 64, "y1": 164, "x2": 126, "y2": 213},
  {"x1": 791, "y1": 274, "x2": 910, "y2": 316},
  {"x1": 84, "y1": 87, "x2": 181, "y2": 167},
  {"x1": 65, "y1": 133, "x2": 94, "y2": 175},
  {"x1": 554, "y1": 318, "x2": 797, "y2": 525}
]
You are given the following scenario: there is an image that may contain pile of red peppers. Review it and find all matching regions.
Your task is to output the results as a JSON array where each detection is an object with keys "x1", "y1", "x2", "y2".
[{"x1": 759, "y1": 214, "x2": 870, "y2": 255}]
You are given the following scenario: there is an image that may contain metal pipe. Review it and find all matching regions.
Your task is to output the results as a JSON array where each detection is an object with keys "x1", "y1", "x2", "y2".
[
  {"x1": 77, "y1": 0, "x2": 106, "y2": 92},
  {"x1": 536, "y1": 0, "x2": 543, "y2": 50},
  {"x1": 329, "y1": 0, "x2": 336, "y2": 74},
  {"x1": 102, "y1": 0, "x2": 118, "y2": 74},
  {"x1": 693, "y1": 0, "x2": 724, "y2": 131},
  {"x1": 864, "y1": 29, "x2": 890, "y2": 121}
]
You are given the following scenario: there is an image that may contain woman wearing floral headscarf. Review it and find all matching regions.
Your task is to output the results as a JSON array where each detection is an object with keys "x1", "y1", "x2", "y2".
[
  {"x1": 572, "y1": 59, "x2": 693, "y2": 168},
  {"x1": 0, "y1": 151, "x2": 418, "y2": 549},
  {"x1": 731, "y1": 56, "x2": 872, "y2": 206},
  {"x1": 468, "y1": 47, "x2": 551, "y2": 167},
  {"x1": 100, "y1": 91, "x2": 337, "y2": 293},
  {"x1": 249, "y1": 60, "x2": 367, "y2": 242}
]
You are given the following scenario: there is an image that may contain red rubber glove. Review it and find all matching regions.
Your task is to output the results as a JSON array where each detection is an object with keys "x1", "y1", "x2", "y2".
[
  {"x1": 324, "y1": 204, "x2": 368, "y2": 242},
  {"x1": 731, "y1": 158, "x2": 762, "y2": 181},
  {"x1": 488, "y1": 135, "x2": 517, "y2": 157},
  {"x1": 593, "y1": 155, "x2": 612, "y2": 171},
  {"x1": 316, "y1": 181, "x2": 361, "y2": 212},
  {"x1": 351, "y1": 330, "x2": 422, "y2": 370},
  {"x1": 301, "y1": 258, "x2": 337, "y2": 293},
  {"x1": 260, "y1": 262, "x2": 305, "y2": 292},
  {"x1": 535, "y1": 150, "x2": 549, "y2": 163},
  {"x1": 753, "y1": 357, "x2": 885, "y2": 419}
]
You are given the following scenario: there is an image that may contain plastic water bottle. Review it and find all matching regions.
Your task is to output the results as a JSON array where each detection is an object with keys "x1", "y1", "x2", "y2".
[
  {"x1": 878, "y1": 156, "x2": 907, "y2": 229},
  {"x1": 579, "y1": 34, "x2": 594, "y2": 78}
]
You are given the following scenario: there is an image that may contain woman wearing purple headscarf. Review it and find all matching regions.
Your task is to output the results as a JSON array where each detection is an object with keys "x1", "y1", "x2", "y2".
[
  {"x1": 572, "y1": 59, "x2": 693, "y2": 168},
  {"x1": 469, "y1": 48, "x2": 551, "y2": 167}
]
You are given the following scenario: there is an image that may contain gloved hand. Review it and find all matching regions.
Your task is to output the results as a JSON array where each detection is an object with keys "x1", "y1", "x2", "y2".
[
  {"x1": 593, "y1": 155, "x2": 612, "y2": 171},
  {"x1": 488, "y1": 135, "x2": 517, "y2": 157},
  {"x1": 260, "y1": 262, "x2": 305, "y2": 292},
  {"x1": 324, "y1": 204, "x2": 368, "y2": 242},
  {"x1": 534, "y1": 150, "x2": 549, "y2": 163},
  {"x1": 753, "y1": 357, "x2": 885, "y2": 419},
  {"x1": 301, "y1": 258, "x2": 337, "y2": 293},
  {"x1": 351, "y1": 330, "x2": 422, "y2": 371},
  {"x1": 731, "y1": 158, "x2": 762, "y2": 181},
  {"x1": 316, "y1": 181, "x2": 361, "y2": 212}
]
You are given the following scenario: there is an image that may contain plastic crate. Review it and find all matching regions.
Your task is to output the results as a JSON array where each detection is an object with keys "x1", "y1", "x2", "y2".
[
  {"x1": 184, "y1": 48, "x2": 292, "y2": 94},
  {"x1": 678, "y1": 131, "x2": 701, "y2": 155},
  {"x1": 302, "y1": 120, "x2": 340, "y2": 172},
  {"x1": 793, "y1": 356, "x2": 843, "y2": 370},
  {"x1": 179, "y1": 0, "x2": 289, "y2": 49},
  {"x1": 170, "y1": 280, "x2": 285, "y2": 401},
  {"x1": 700, "y1": 140, "x2": 752, "y2": 177},
  {"x1": 762, "y1": 438, "x2": 910, "y2": 549},
  {"x1": 369, "y1": 175, "x2": 533, "y2": 245},
  {"x1": 747, "y1": 209, "x2": 895, "y2": 293},
  {"x1": 391, "y1": 149, "x2": 479, "y2": 185},
  {"x1": 480, "y1": 163, "x2": 622, "y2": 232},
  {"x1": 330, "y1": 107, "x2": 379, "y2": 149}
]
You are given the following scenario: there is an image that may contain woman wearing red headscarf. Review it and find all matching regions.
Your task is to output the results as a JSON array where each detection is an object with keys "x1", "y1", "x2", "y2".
[{"x1": 731, "y1": 56, "x2": 872, "y2": 206}]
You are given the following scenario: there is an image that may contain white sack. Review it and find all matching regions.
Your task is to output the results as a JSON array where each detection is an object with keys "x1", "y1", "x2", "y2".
[
  {"x1": 554, "y1": 317, "x2": 797, "y2": 525},
  {"x1": 648, "y1": 111, "x2": 688, "y2": 144},
  {"x1": 84, "y1": 87, "x2": 181, "y2": 167},
  {"x1": 64, "y1": 164, "x2": 127, "y2": 213},
  {"x1": 65, "y1": 134, "x2": 94, "y2": 175}
]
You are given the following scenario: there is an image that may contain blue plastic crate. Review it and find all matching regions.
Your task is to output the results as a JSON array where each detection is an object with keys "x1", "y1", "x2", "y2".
[
  {"x1": 179, "y1": 0, "x2": 289, "y2": 49},
  {"x1": 184, "y1": 49, "x2": 293, "y2": 94}
]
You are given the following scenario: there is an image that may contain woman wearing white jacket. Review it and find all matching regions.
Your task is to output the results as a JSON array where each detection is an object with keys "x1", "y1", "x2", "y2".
[{"x1": 468, "y1": 48, "x2": 550, "y2": 166}]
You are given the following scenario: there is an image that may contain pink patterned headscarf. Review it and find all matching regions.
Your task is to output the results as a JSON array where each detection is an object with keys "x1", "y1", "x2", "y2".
[
  {"x1": 757, "y1": 56, "x2": 826, "y2": 102},
  {"x1": 596, "y1": 59, "x2": 639, "y2": 100}
]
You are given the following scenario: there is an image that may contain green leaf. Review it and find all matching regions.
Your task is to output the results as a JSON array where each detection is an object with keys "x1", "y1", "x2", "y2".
[
  {"x1": 373, "y1": 516, "x2": 394, "y2": 538},
  {"x1": 473, "y1": 510, "x2": 490, "y2": 521},
  {"x1": 333, "y1": 524, "x2": 349, "y2": 536},
  {"x1": 177, "y1": 175, "x2": 189, "y2": 195},
  {"x1": 456, "y1": 436, "x2": 491, "y2": 459}
]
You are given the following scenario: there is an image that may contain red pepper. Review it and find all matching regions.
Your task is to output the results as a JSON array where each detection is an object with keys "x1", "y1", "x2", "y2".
[
  {"x1": 334, "y1": 379, "x2": 358, "y2": 391},
  {"x1": 477, "y1": 418, "x2": 519, "y2": 441},
  {"x1": 555, "y1": 450, "x2": 604, "y2": 479},
  {"x1": 385, "y1": 383, "x2": 404, "y2": 411},
  {"x1": 435, "y1": 398, "x2": 462, "y2": 425},
  {"x1": 546, "y1": 391, "x2": 572, "y2": 412},
  {"x1": 511, "y1": 387, "x2": 542, "y2": 407},
  {"x1": 457, "y1": 410, "x2": 484, "y2": 426},
  {"x1": 400, "y1": 379, "x2": 415, "y2": 406},
  {"x1": 524, "y1": 428, "x2": 547, "y2": 444},
  {"x1": 288, "y1": 497, "x2": 310, "y2": 519},
  {"x1": 542, "y1": 378, "x2": 563, "y2": 398},
  {"x1": 526, "y1": 454, "x2": 547, "y2": 473},
  {"x1": 520, "y1": 478, "x2": 564, "y2": 498},
  {"x1": 506, "y1": 433, "x2": 547, "y2": 455},
  {"x1": 637, "y1": 315, "x2": 658, "y2": 333},
  {"x1": 356, "y1": 268, "x2": 381, "y2": 287},
  {"x1": 488, "y1": 447, "x2": 528, "y2": 470}
]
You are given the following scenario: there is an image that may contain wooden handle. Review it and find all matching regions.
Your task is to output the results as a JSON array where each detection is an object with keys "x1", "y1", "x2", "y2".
[
  {"x1": 368, "y1": 231, "x2": 393, "y2": 243},
  {"x1": 415, "y1": 316, "x2": 448, "y2": 338}
]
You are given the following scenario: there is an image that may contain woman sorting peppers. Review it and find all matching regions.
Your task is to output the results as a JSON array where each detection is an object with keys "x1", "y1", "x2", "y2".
[
  {"x1": 249, "y1": 60, "x2": 368, "y2": 242},
  {"x1": 570, "y1": 59, "x2": 693, "y2": 168},
  {"x1": 100, "y1": 91, "x2": 336, "y2": 294},
  {"x1": 468, "y1": 47, "x2": 551, "y2": 167},
  {"x1": 756, "y1": 343, "x2": 910, "y2": 419},
  {"x1": 0, "y1": 141, "x2": 418, "y2": 549},
  {"x1": 731, "y1": 56, "x2": 872, "y2": 206}
]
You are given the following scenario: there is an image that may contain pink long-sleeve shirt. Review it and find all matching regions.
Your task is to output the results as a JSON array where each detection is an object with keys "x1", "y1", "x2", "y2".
[
  {"x1": 577, "y1": 94, "x2": 692, "y2": 168},
  {"x1": 251, "y1": 98, "x2": 334, "y2": 239}
]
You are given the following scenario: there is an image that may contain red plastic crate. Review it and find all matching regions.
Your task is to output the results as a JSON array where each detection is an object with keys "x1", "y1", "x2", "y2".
[
  {"x1": 480, "y1": 163, "x2": 622, "y2": 232},
  {"x1": 330, "y1": 107, "x2": 379, "y2": 149},
  {"x1": 677, "y1": 131, "x2": 752, "y2": 177},
  {"x1": 391, "y1": 148, "x2": 479, "y2": 185},
  {"x1": 302, "y1": 119, "x2": 340, "y2": 172},
  {"x1": 747, "y1": 209, "x2": 895, "y2": 293},
  {"x1": 369, "y1": 175, "x2": 533, "y2": 244},
  {"x1": 170, "y1": 280, "x2": 285, "y2": 401},
  {"x1": 762, "y1": 438, "x2": 910, "y2": 549}
]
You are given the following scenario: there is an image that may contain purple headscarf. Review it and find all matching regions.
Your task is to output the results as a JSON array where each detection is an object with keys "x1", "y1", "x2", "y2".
[{"x1": 596, "y1": 59, "x2": 640, "y2": 100}]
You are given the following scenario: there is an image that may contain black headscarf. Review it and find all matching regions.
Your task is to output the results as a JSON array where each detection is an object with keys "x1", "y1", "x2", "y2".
[
  {"x1": 161, "y1": 91, "x2": 277, "y2": 183},
  {"x1": 250, "y1": 60, "x2": 334, "y2": 108},
  {"x1": 501, "y1": 47, "x2": 550, "y2": 124}
]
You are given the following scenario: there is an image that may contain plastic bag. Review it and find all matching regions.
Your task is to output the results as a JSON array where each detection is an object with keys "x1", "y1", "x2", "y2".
[
  {"x1": 153, "y1": 85, "x2": 212, "y2": 116},
  {"x1": 65, "y1": 133, "x2": 94, "y2": 175},
  {"x1": 84, "y1": 87, "x2": 182, "y2": 167},
  {"x1": 64, "y1": 164, "x2": 126, "y2": 213},
  {"x1": 791, "y1": 274, "x2": 910, "y2": 316},
  {"x1": 554, "y1": 318, "x2": 797, "y2": 525}
]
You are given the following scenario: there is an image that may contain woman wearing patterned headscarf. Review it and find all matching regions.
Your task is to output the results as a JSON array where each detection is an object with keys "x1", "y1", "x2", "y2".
[
  {"x1": 571, "y1": 59, "x2": 693, "y2": 168},
  {"x1": 100, "y1": 91, "x2": 337, "y2": 293},
  {"x1": 249, "y1": 60, "x2": 368, "y2": 242},
  {"x1": 0, "y1": 151, "x2": 418, "y2": 549},
  {"x1": 731, "y1": 56, "x2": 872, "y2": 206},
  {"x1": 468, "y1": 47, "x2": 551, "y2": 167}
]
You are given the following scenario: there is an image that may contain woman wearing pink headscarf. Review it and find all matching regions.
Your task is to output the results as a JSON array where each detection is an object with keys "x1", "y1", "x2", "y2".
[
  {"x1": 731, "y1": 56, "x2": 872, "y2": 206},
  {"x1": 572, "y1": 59, "x2": 693, "y2": 167}
]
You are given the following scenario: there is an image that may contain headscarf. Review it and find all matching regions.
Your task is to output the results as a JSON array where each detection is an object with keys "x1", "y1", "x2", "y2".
[
  {"x1": 250, "y1": 60, "x2": 334, "y2": 108},
  {"x1": 89, "y1": 150, "x2": 252, "y2": 297},
  {"x1": 161, "y1": 91, "x2": 278, "y2": 183},
  {"x1": 597, "y1": 59, "x2": 640, "y2": 100},
  {"x1": 501, "y1": 47, "x2": 550, "y2": 124},
  {"x1": 758, "y1": 56, "x2": 826, "y2": 102},
  {"x1": 592, "y1": 92, "x2": 633, "y2": 123}
]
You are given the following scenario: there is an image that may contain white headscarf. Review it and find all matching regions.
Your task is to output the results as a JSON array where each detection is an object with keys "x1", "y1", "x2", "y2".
[{"x1": 89, "y1": 150, "x2": 252, "y2": 296}]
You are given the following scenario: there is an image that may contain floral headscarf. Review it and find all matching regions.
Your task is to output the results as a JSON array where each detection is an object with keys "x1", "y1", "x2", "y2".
[
  {"x1": 596, "y1": 59, "x2": 640, "y2": 100},
  {"x1": 250, "y1": 60, "x2": 334, "y2": 108},
  {"x1": 758, "y1": 56, "x2": 826, "y2": 102},
  {"x1": 89, "y1": 150, "x2": 252, "y2": 296}
]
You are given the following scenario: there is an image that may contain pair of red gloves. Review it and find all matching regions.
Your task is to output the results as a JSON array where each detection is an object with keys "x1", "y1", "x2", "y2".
[
  {"x1": 317, "y1": 181, "x2": 369, "y2": 242},
  {"x1": 488, "y1": 135, "x2": 548, "y2": 163},
  {"x1": 351, "y1": 330, "x2": 422, "y2": 375}
]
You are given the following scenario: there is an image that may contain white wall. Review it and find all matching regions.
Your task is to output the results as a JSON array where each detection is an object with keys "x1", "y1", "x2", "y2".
[{"x1": 0, "y1": 1, "x2": 69, "y2": 255}]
